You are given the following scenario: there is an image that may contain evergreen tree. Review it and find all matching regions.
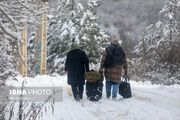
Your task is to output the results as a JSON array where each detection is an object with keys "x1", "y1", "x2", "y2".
[
  {"x1": 27, "y1": 30, "x2": 37, "y2": 76},
  {"x1": 47, "y1": 0, "x2": 108, "y2": 74},
  {"x1": 135, "y1": 0, "x2": 180, "y2": 66},
  {"x1": 47, "y1": 0, "x2": 71, "y2": 74},
  {"x1": 0, "y1": 32, "x2": 17, "y2": 84},
  {"x1": 71, "y1": 1, "x2": 109, "y2": 67},
  {"x1": 160, "y1": 0, "x2": 179, "y2": 65},
  {"x1": 134, "y1": 0, "x2": 180, "y2": 84}
]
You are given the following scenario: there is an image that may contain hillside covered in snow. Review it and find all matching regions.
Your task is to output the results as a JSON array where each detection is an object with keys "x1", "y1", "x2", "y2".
[{"x1": 96, "y1": 0, "x2": 166, "y2": 37}]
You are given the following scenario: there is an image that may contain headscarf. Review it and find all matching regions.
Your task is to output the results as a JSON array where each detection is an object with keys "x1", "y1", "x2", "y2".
[
  {"x1": 110, "y1": 36, "x2": 119, "y2": 45},
  {"x1": 71, "y1": 41, "x2": 79, "y2": 50}
]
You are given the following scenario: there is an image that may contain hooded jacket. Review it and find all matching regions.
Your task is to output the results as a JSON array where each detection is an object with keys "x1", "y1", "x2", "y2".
[{"x1": 104, "y1": 44, "x2": 125, "y2": 68}]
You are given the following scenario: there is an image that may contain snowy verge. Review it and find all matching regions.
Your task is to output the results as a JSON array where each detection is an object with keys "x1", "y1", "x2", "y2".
[{"x1": 5, "y1": 75, "x2": 180, "y2": 120}]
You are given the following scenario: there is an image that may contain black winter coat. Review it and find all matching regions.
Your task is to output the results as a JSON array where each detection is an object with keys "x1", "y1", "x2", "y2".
[{"x1": 65, "y1": 49, "x2": 89, "y2": 85}]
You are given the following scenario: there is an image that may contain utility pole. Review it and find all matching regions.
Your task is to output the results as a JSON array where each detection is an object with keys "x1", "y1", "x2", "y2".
[{"x1": 35, "y1": 0, "x2": 47, "y2": 75}]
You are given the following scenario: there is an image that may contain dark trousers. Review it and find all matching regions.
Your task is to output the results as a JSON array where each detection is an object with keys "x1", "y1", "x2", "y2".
[{"x1": 71, "y1": 84, "x2": 84, "y2": 101}]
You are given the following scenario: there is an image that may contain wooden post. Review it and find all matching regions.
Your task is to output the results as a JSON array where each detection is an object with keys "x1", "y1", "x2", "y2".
[
  {"x1": 40, "y1": 2, "x2": 47, "y2": 75},
  {"x1": 21, "y1": 26, "x2": 27, "y2": 77},
  {"x1": 19, "y1": 0, "x2": 27, "y2": 77},
  {"x1": 35, "y1": 0, "x2": 47, "y2": 75}
]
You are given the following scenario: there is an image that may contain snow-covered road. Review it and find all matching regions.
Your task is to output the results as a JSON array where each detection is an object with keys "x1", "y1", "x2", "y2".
[{"x1": 6, "y1": 75, "x2": 180, "y2": 120}]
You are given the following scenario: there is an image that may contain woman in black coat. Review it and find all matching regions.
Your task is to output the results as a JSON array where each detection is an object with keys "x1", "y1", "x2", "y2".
[{"x1": 65, "y1": 41, "x2": 89, "y2": 101}]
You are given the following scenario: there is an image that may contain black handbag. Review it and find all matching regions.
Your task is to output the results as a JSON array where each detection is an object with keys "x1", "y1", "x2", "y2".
[{"x1": 119, "y1": 76, "x2": 132, "y2": 98}]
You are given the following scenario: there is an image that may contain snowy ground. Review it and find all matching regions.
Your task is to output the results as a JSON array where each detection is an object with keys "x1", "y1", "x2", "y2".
[{"x1": 6, "y1": 75, "x2": 180, "y2": 120}]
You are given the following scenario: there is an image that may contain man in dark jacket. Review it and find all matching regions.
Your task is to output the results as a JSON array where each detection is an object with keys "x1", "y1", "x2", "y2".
[
  {"x1": 100, "y1": 37, "x2": 128, "y2": 99},
  {"x1": 65, "y1": 41, "x2": 89, "y2": 101}
]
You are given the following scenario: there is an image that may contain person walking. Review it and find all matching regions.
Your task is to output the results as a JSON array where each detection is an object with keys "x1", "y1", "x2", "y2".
[
  {"x1": 65, "y1": 41, "x2": 90, "y2": 101},
  {"x1": 100, "y1": 36, "x2": 128, "y2": 100}
]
